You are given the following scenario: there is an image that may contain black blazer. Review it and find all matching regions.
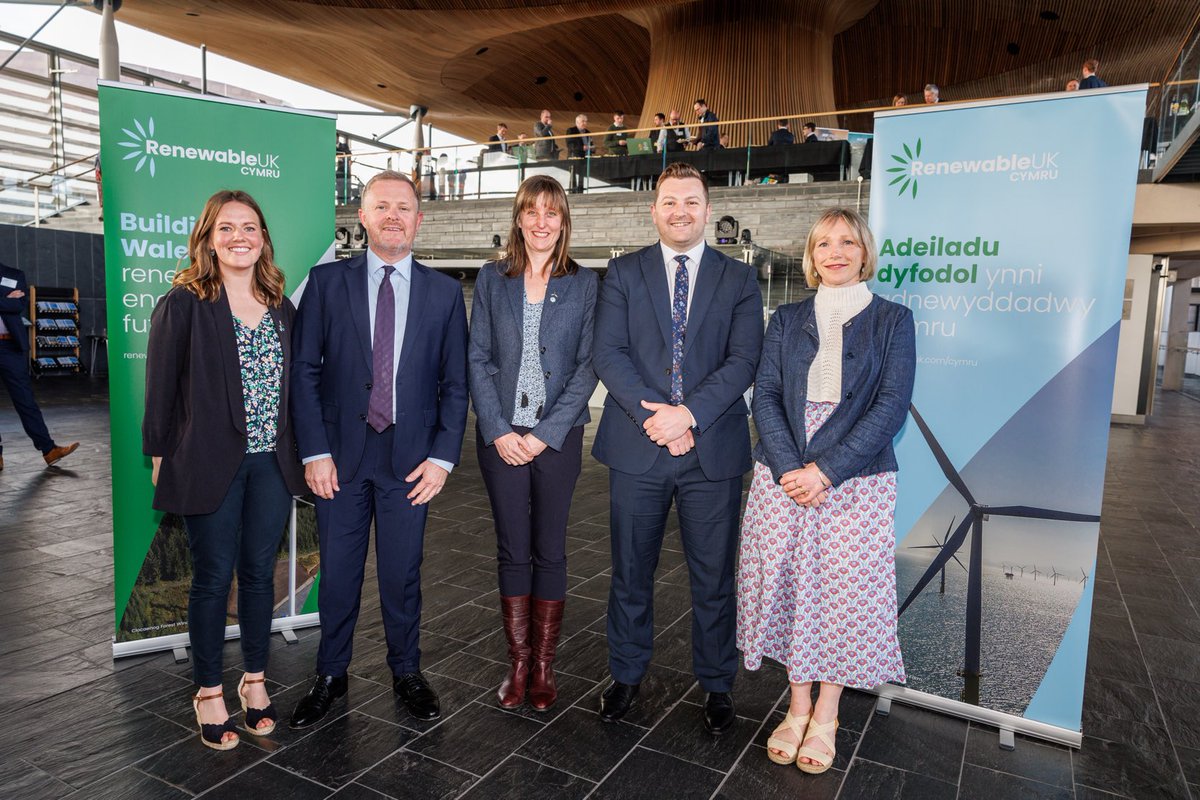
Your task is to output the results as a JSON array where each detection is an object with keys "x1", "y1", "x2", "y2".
[
  {"x1": 143, "y1": 286, "x2": 306, "y2": 515},
  {"x1": 0, "y1": 262, "x2": 30, "y2": 352}
]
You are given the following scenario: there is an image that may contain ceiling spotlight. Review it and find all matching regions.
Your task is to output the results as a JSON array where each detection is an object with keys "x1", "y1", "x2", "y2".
[
  {"x1": 475, "y1": 47, "x2": 489, "y2": 56},
  {"x1": 377, "y1": 83, "x2": 387, "y2": 89},
  {"x1": 1039, "y1": 10, "x2": 1059, "y2": 20},
  {"x1": 574, "y1": 91, "x2": 584, "y2": 102},
  {"x1": 1006, "y1": 42, "x2": 1020, "y2": 55},
  {"x1": 534, "y1": 76, "x2": 548, "y2": 85}
]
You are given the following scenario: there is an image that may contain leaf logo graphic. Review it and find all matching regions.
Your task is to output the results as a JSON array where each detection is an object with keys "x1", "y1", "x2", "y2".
[
  {"x1": 885, "y1": 138, "x2": 921, "y2": 199},
  {"x1": 117, "y1": 118, "x2": 158, "y2": 177}
]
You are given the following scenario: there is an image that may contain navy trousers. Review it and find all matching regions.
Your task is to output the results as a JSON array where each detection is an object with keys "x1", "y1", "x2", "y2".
[
  {"x1": 315, "y1": 425, "x2": 428, "y2": 677},
  {"x1": 476, "y1": 424, "x2": 583, "y2": 600},
  {"x1": 606, "y1": 446, "x2": 743, "y2": 693},
  {"x1": 183, "y1": 452, "x2": 292, "y2": 686},
  {"x1": 0, "y1": 341, "x2": 53, "y2": 455}
]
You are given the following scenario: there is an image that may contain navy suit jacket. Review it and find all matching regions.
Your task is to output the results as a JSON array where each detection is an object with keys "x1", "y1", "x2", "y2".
[
  {"x1": 468, "y1": 261, "x2": 598, "y2": 451},
  {"x1": 592, "y1": 243, "x2": 763, "y2": 480},
  {"x1": 290, "y1": 252, "x2": 469, "y2": 482},
  {"x1": 752, "y1": 295, "x2": 915, "y2": 487},
  {"x1": 1079, "y1": 75, "x2": 1107, "y2": 89},
  {"x1": 697, "y1": 111, "x2": 720, "y2": 148},
  {"x1": 0, "y1": 262, "x2": 30, "y2": 352}
]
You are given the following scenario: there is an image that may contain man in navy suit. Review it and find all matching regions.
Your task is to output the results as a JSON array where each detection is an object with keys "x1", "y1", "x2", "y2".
[
  {"x1": 692, "y1": 99, "x2": 720, "y2": 150},
  {"x1": 0, "y1": 261, "x2": 79, "y2": 471},
  {"x1": 1080, "y1": 59, "x2": 1108, "y2": 89},
  {"x1": 289, "y1": 170, "x2": 468, "y2": 728},
  {"x1": 592, "y1": 162, "x2": 763, "y2": 734}
]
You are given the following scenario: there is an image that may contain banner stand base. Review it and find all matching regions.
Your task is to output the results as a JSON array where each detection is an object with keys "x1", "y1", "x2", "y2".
[
  {"x1": 112, "y1": 613, "x2": 321, "y2": 660},
  {"x1": 867, "y1": 684, "x2": 1081, "y2": 749}
]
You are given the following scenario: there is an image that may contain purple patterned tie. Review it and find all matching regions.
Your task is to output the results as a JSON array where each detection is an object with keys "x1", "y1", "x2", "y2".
[
  {"x1": 671, "y1": 254, "x2": 689, "y2": 404},
  {"x1": 367, "y1": 264, "x2": 395, "y2": 432}
]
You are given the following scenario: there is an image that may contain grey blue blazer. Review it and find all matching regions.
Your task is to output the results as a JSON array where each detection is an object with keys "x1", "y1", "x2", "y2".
[{"x1": 468, "y1": 260, "x2": 599, "y2": 451}]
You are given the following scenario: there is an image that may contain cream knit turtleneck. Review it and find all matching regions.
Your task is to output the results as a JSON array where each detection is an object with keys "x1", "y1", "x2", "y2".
[{"x1": 806, "y1": 282, "x2": 873, "y2": 403}]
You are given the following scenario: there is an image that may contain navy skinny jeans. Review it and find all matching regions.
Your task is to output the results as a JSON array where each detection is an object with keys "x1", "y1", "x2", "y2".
[{"x1": 184, "y1": 452, "x2": 291, "y2": 686}]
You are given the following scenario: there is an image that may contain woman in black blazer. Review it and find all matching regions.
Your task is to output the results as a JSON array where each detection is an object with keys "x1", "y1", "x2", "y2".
[
  {"x1": 143, "y1": 190, "x2": 305, "y2": 750},
  {"x1": 468, "y1": 175, "x2": 598, "y2": 711}
]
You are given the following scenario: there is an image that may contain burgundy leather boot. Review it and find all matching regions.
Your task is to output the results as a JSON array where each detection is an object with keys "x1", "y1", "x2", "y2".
[
  {"x1": 497, "y1": 595, "x2": 531, "y2": 708},
  {"x1": 528, "y1": 598, "x2": 565, "y2": 711}
]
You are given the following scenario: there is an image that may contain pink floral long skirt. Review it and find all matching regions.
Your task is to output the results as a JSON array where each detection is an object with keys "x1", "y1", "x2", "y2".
[{"x1": 736, "y1": 401, "x2": 906, "y2": 688}]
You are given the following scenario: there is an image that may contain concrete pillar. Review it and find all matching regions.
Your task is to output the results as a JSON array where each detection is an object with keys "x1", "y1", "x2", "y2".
[
  {"x1": 98, "y1": 0, "x2": 120, "y2": 82},
  {"x1": 1162, "y1": 277, "x2": 1192, "y2": 391}
]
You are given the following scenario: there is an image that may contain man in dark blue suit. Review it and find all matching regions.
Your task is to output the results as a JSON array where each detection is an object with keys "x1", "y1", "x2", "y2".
[
  {"x1": 692, "y1": 99, "x2": 721, "y2": 150},
  {"x1": 289, "y1": 170, "x2": 468, "y2": 728},
  {"x1": 592, "y1": 162, "x2": 763, "y2": 735},
  {"x1": 0, "y1": 261, "x2": 79, "y2": 472}
]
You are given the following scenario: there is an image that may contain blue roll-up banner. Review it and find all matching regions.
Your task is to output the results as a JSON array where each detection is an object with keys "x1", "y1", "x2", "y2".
[{"x1": 868, "y1": 86, "x2": 1146, "y2": 746}]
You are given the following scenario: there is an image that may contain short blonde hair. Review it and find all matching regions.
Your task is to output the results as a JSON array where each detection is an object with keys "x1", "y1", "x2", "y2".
[{"x1": 802, "y1": 207, "x2": 878, "y2": 288}]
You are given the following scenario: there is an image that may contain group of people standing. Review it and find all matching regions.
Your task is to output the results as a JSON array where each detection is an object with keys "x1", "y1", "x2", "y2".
[{"x1": 142, "y1": 160, "x2": 915, "y2": 776}]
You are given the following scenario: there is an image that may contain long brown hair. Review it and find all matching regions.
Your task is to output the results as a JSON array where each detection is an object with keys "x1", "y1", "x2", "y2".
[
  {"x1": 173, "y1": 190, "x2": 286, "y2": 305},
  {"x1": 500, "y1": 175, "x2": 576, "y2": 278}
]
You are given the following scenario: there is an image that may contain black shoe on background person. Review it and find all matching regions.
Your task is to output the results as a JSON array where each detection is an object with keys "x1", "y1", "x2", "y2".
[
  {"x1": 703, "y1": 692, "x2": 736, "y2": 735},
  {"x1": 393, "y1": 672, "x2": 441, "y2": 720},
  {"x1": 598, "y1": 680, "x2": 639, "y2": 722},
  {"x1": 289, "y1": 674, "x2": 348, "y2": 729}
]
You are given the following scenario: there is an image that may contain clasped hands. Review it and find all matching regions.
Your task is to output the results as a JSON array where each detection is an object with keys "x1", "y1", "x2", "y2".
[
  {"x1": 780, "y1": 463, "x2": 832, "y2": 508},
  {"x1": 492, "y1": 431, "x2": 549, "y2": 466},
  {"x1": 305, "y1": 456, "x2": 449, "y2": 505},
  {"x1": 641, "y1": 400, "x2": 694, "y2": 456}
]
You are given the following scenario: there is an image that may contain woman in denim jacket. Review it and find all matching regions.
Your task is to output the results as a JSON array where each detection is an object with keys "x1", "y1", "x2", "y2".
[{"x1": 737, "y1": 208, "x2": 915, "y2": 774}]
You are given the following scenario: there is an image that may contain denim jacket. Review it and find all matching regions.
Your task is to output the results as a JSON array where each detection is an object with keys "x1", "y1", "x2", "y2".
[{"x1": 751, "y1": 294, "x2": 916, "y2": 486}]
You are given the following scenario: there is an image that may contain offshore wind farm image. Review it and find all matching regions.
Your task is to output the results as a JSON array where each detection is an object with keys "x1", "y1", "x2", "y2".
[{"x1": 892, "y1": 329, "x2": 1113, "y2": 715}]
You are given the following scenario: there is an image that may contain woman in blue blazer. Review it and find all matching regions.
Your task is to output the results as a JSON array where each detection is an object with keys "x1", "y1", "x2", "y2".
[
  {"x1": 144, "y1": 190, "x2": 305, "y2": 750},
  {"x1": 468, "y1": 175, "x2": 598, "y2": 711},
  {"x1": 736, "y1": 208, "x2": 915, "y2": 774}
]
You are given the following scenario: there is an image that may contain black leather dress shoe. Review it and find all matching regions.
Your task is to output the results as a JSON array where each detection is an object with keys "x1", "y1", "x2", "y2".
[
  {"x1": 393, "y1": 672, "x2": 441, "y2": 720},
  {"x1": 598, "y1": 680, "x2": 639, "y2": 722},
  {"x1": 289, "y1": 674, "x2": 348, "y2": 729},
  {"x1": 703, "y1": 692, "x2": 736, "y2": 735}
]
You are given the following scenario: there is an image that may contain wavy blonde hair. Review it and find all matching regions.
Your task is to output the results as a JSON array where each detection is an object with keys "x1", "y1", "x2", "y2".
[{"x1": 173, "y1": 190, "x2": 286, "y2": 306}]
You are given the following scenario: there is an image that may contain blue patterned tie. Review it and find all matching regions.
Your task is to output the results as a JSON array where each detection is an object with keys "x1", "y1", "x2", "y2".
[
  {"x1": 367, "y1": 265, "x2": 395, "y2": 432},
  {"x1": 671, "y1": 254, "x2": 689, "y2": 404}
]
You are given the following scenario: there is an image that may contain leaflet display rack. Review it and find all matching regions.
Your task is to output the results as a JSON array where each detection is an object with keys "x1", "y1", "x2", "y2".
[{"x1": 30, "y1": 286, "x2": 81, "y2": 375}]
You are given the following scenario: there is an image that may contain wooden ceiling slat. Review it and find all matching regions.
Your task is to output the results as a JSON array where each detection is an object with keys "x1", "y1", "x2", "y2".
[{"x1": 113, "y1": 0, "x2": 1197, "y2": 143}]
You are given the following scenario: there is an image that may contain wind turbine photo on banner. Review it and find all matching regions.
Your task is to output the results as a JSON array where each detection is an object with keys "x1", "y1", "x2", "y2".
[{"x1": 897, "y1": 405, "x2": 1100, "y2": 705}]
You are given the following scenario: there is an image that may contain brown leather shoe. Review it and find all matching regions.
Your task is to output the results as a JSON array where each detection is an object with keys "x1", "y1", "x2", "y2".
[
  {"x1": 0, "y1": 454, "x2": 4, "y2": 471},
  {"x1": 497, "y1": 595, "x2": 531, "y2": 708},
  {"x1": 43, "y1": 442, "x2": 79, "y2": 467},
  {"x1": 528, "y1": 598, "x2": 564, "y2": 711}
]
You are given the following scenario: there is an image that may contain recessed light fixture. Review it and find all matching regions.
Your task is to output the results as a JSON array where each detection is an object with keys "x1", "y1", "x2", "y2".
[
  {"x1": 1039, "y1": 10, "x2": 1059, "y2": 20},
  {"x1": 1006, "y1": 42, "x2": 1020, "y2": 55},
  {"x1": 534, "y1": 76, "x2": 548, "y2": 85},
  {"x1": 475, "y1": 47, "x2": 489, "y2": 56},
  {"x1": 185, "y1": 11, "x2": 199, "y2": 16},
  {"x1": 377, "y1": 83, "x2": 387, "y2": 89},
  {"x1": 573, "y1": 91, "x2": 584, "y2": 102}
]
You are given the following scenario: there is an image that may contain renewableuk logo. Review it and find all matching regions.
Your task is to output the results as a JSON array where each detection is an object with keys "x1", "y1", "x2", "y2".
[
  {"x1": 117, "y1": 117, "x2": 282, "y2": 179},
  {"x1": 885, "y1": 137, "x2": 1060, "y2": 200},
  {"x1": 885, "y1": 139, "x2": 923, "y2": 198}
]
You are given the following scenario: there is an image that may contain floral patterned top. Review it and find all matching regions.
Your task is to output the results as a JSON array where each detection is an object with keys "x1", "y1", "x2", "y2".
[
  {"x1": 233, "y1": 310, "x2": 283, "y2": 454},
  {"x1": 511, "y1": 294, "x2": 546, "y2": 427}
]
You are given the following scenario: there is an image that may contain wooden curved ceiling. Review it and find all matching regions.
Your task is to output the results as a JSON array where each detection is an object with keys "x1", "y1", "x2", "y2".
[{"x1": 113, "y1": 0, "x2": 1198, "y2": 144}]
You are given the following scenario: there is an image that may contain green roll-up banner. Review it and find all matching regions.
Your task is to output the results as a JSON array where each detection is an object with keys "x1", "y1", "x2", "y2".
[{"x1": 99, "y1": 83, "x2": 334, "y2": 655}]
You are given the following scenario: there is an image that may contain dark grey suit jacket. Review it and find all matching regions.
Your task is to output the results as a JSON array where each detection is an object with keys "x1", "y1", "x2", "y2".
[{"x1": 468, "y1": 260, "x2": 598, "y2": 451}]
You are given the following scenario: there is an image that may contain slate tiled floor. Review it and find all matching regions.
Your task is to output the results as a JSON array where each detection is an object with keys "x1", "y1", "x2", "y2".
[{"x1": 2, "y1": 375, "x2": 1199, "y2": 799}]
